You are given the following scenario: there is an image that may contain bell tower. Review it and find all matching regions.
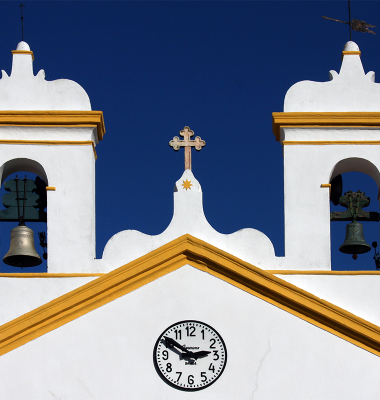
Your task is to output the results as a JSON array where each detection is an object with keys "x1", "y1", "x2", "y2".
[
  {"x1": 273, "y1": 41, "x2": 380, "y2": 270},
  {"x1": 0, "y1": 41, "x2": 105, "y2": 273}
]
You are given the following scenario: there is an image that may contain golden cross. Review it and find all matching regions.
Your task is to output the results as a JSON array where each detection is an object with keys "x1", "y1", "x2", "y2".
[{"x1": 169, "y1": 126, "x2": 205, "y2": 171}]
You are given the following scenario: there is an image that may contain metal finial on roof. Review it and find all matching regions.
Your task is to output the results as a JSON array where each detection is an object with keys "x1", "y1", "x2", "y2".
[
  {"x1": 19, "y1": 3, "x2": 25, "y2": 41},
  {"x1": 322, "y1": 0, "x2": 376, "y2": 39}
]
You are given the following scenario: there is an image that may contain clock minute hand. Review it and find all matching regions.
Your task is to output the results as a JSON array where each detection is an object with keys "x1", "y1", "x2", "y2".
[{"x1": 164, "y1": 336, "x2": 194, "y2": 357}]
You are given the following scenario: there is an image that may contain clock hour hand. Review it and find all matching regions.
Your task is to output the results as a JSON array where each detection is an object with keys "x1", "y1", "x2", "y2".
[
  {"x1": 191, "y1": 350, "x2": 211, "y2": 360},
  {"x1": 164, "y1": 336, "x2": 194, "y2": 357}
]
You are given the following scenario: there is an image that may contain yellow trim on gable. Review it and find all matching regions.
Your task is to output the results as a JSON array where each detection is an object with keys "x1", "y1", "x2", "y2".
[
  {"x1": 0, "y1": 111, "x2": 105, "y2": 141},
  {"x1": 266, "y1": 270, "x2": 380, "y2": 275},
  {"x1": 11, "y1": 50, "x2": 34, "y2": 61},
  {"x1": 284, "y1": 140, "x2": 380, "y2": 146},
  {"x1": 0, "y1": 140, "x2": 97, "y2": 160},
  {"x1": 1, "y1": 234, "x2": 380, "y2": 357},
  {"x1": 272, "y1": 112, "x2": 380, "y2": 141}
]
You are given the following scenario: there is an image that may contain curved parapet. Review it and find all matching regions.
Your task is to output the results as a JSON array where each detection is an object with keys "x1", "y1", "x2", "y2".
[
  {"x1": 101, "y1": 170, "x2": 276, "y2": 271},
  {"x1": 0, "y1": 42, "x2": 91, "y2": 111},
  {"x1": 284, "y1": 42, "x2": 380, "y2": 112}
]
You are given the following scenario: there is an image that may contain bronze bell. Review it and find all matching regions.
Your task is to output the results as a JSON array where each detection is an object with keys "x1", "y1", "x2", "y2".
[
  {"x1": 339, "y1": 220, "x2": 371, "y2": 256},
  {"x1": 3, "y1": 223, "x2": 42, "y2": 267}
]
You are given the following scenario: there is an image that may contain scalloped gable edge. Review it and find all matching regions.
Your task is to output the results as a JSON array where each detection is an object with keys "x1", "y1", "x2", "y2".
[{"x1": 0, "y1": 234, "x2": 380, "y2": 357}]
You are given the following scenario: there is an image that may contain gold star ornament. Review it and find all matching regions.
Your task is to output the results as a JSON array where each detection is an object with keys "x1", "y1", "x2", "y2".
[{"x1": 182, "y1": 179, "x2": 193, "y2": 190}]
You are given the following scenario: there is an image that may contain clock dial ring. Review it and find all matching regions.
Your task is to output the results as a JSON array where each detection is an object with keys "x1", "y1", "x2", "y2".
[{"x1": 153, "y1": 320, "x2": 227, "y2": 391}]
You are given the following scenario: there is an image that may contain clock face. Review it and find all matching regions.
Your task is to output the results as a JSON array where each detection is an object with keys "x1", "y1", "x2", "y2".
[{"x1": 153, "y1": 320, "x2": 227, "y2": 391}]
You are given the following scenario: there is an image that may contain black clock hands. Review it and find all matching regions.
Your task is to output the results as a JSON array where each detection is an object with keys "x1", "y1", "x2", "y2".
[
  {"x1": 191, "y1": 350, "x2": 211, "y2": 359},
  {"x1": 164, "y1": 336, "x2": 211, "y2": 360},
  {"x1": 154, "y1": 321, "x2": 227, "y2": 391},
  {"x1": 164, "y1": 336, "x2": 192, "y2": 356}
]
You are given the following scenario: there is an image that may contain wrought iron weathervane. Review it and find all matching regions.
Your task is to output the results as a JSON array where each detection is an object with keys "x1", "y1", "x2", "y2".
[
  {"x1": 322, "y1": 0, "x2": 376, "y2": 40},
  {"x1": 19, "y1": 3, "x2": 25, "y2": 41}
]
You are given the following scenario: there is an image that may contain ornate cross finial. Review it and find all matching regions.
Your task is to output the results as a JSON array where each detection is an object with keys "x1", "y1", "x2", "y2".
[
  {"x1": 19, "y1": 3, "x2": 25, "y2": 41},
  {"x1": 169, "y1": 126, "x2": 205, "y2": 171}
]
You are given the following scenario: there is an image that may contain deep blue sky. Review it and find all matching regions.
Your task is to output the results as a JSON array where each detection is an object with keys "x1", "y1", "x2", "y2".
[{"x1": 0, "y1": 1, "x2": 379, "y2": 272}]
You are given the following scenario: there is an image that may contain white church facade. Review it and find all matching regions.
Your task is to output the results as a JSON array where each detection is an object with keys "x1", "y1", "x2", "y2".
[{"x1": 0, "y1": 41, "x2": 379, "y2": 398}]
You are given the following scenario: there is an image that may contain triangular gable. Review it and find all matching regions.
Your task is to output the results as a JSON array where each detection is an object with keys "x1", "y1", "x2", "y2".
[{"x1": 0, "y1": 234, "x2": 379, "y2": 357}]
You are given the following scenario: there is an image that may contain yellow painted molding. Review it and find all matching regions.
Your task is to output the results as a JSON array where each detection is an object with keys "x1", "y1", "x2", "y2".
[
  {"x1": 0, "y1": 139, "x2": 97, "y2": 160},
  {"x1": 266, "y1": 270, "x2": 380, "y2": 275},
  {"x1": 284, "y1": 140, "x2": 380, "y2": 146},
  {"x1": 342, "y1": 50, "x2": 361, "y2": 61},
  {"x1": 272, "y1": 112, "x2": 380, "y2": 141},
  {"x1": 46, "y1": 187, "x2": 56, "y2": 191},
  {"x1": 320, "y1": 183, "x2": 331, "y2": 195},
  {"x1": 0, "y1": 273, "x2": 105, "y2": 278},
  {"x1": 1, "y1": 234, "x2": 380, "y2": 357},
  {"x1": 342, "y1": 51, "x2": 361, "y2": 56},
  {"x1": 0, "y1": 111, "x2": 105, "y2": 141},
  {"x1": 11, "y1": 50, "x2": 34, "y2": 61}
]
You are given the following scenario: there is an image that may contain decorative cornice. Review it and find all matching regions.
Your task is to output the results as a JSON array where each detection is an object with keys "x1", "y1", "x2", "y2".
[
  {"x1": 272, "y1": 112, "x2": 380, "y2": 141},
  {"x1": 0, "y1": 234, "x2": 380, "y2": 357},
  {"x1": 267, "y1": 270, "x2": 380, "y2": 275},
  {"x1": 0, "y1": 111, "x2": 105, "y2": 141}
]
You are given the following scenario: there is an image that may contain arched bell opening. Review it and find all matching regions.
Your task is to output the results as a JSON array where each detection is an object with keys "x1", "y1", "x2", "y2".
[
  {"x1": 0, "y1": 158, "x2": 48, "y2": 273},
  {"x1": 329, "y1": 158, "x2": 380, "y2": 271}
]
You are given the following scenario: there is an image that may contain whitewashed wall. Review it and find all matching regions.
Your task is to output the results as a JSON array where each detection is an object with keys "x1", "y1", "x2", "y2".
[
  {"x1": 0, "y1": 126, "x2": 98, "y2": 273},
  {"x1": 280, "y1": 128, "x2": 380, "y2": 270},
  {"x1": 0, "y1": 266, "x2": 378, "y2": 400}
]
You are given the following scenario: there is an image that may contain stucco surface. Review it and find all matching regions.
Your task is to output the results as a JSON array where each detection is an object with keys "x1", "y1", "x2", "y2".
[
  {"x1": 0, "y1": 130, "x2": 97, "y2": 273},
  {"x1": 0, "y1": 265, "x2": 379, "y2": 399},
  {"x1": 281, "y1": 132, "x2": 380, "y2": 270},
  {"x1": 0, "y1": 277, "x2": 98, "y2": 325},
  {"x1": 276, "y1": 274, "x2": 380, "y2": 327},
  {"x1": 284, "y1": 41, "x2": 380, "y2": 112},
  {"x1": 101, "y1": 169, "x2": 276, "y2": 272},
  {"x1": 0, "y1": 42, "x2": 91, "y2": 111}
]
